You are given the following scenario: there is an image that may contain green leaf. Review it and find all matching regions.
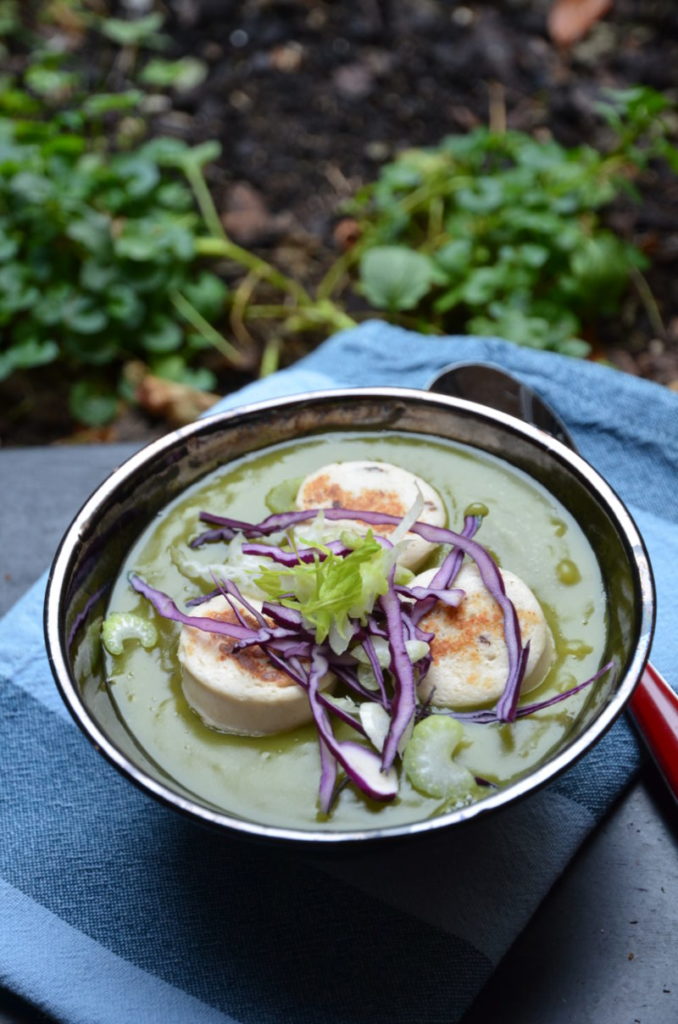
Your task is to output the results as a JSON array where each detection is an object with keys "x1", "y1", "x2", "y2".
[
  {"x1": 25, "y1": 66, "x2": 79, "y2": 98},
  {"x1": 151, "y1": 355, "x2": 216, "y2": 390},
  {"x1": 140, "y1": 57, "x2": 207, "y2": 92},
  {"x1": 82, "y1": 91, "x2": 143, "y2": 118},
  {"x1": 156, "y1": 181, "x2": 193, "y2": 211},
  {"x1": 150, "y1": 138, "x2": 221, "y2": 174},
  {"x1": 141, "y1": 316, "x2": 183, "y2": 353},
  {"x1": 115, "y1": 217, "x2": 195, "y2": 262},
  {"x1": 69, "y1": 380, "x2": 119, "y2": 426},
  {"x1": 3, "y1": 337, "x2": 59, "y2": 372},
  {"x1": 0, "y1": 227, "x2": 17, "y2": 261},
  {"x1": 0, "y1": 88, "x2": 41, "y2": 116},
  {"x1": 182, "y1": 272, "x2": 228, "y2": 319},
  {"x1": 0, "y1": 335, "x2": 59, "y2": 379},
  {"x1": 434, "y1": 239, "x2": 472, "y2": 276},
  {"x1": 360, "y1": 246, "x2": 437, "y2": 312},
  {"x1": 99, "y1": 13, "x2": 165, "y2": 47},
  {"x1": 0, "y1": 264, "x2": 39, "y2": 312},
  {"x1": 80, "y1": 260, "x2": 117, "y2": 292},
  {"x1": 458, "y1": 265, "x2": 508, "y2": 307},
  {"x1": 10, "y1": 171, "x2": 55, "y2": 203},
  {"x1": 112, "y1": 153, "x2": 160, "y2": 198},
  {"x1": 105, "y1": 283, "x2": 144, "y2": 325},
  {"x1": 62, "y1": 296, "x2": 108, "y2": 335},
  {"x1": 66, "y1": 213, "x2": 112, "y2": 254},
  {"x1": 141, "y1": 137, "x2": 189, "y2": 165}
]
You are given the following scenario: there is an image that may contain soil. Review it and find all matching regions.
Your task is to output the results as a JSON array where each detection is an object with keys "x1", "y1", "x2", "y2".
[{"x1": 3, "y1": 0, "x2": 678, "y2": 445}]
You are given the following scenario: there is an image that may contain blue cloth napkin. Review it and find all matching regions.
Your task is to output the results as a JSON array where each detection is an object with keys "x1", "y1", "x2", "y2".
[{"x1": 1, "y1": 322, "x2": 677, "y2": 1024}]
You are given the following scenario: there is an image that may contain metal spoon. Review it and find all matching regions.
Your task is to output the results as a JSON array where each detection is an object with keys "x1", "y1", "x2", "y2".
[{"x1": 429, "y1": 360, "x2": 678, "y2": 801}]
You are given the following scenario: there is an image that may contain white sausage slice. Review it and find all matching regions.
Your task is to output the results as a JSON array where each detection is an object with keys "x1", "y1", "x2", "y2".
[
  {"x1": 178, "y1": 595, "x2": 333, "y2": 736},
  {"x1": 414, "y1": 563, "x2": 556, "y2": 708},
  {"x1": 295, "y1": 460, "x2": 446, "y2": 570}
]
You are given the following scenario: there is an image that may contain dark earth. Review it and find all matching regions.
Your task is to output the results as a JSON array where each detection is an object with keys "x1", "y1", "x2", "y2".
[{"x1": 3, "y1": 0, "x2": 678, "y2": 444}]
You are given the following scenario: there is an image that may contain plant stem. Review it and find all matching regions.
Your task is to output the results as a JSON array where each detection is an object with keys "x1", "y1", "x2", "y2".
[
  {"x1": 259, "y1": 335, "x2": 281, "y2": 377},
  {"x1": 630, "y1": 266, "x2": 666, "y2": 337},
  {"x1": 195, "y1": 235, "x2": 310, "y2": 304},
  {"x1": 170, "y1": 291, "x2": 249, "y2": 366},
  {"x1": 186, "y1": 164, "x2": 312, "y2": 305},
  {"x1": 244, "y1": 304, "x2": 295, "y2": 319},
  {"x1": 316, "y1": 249, "x2": 358, "y2": 301}
]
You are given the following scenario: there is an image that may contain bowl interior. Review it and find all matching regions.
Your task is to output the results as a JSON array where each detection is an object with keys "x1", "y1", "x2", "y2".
[{"x1": 45, "y1": 389, "x2": 654, "y2": 842}]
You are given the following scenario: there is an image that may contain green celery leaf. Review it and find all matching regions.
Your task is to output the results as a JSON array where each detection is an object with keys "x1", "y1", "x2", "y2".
[{"x1": 255, "y1": 532, "x2": 390, "y2": 649}]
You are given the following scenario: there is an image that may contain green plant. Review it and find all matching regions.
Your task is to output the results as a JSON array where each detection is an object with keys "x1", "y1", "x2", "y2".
[
  {"x1": 0, "y1": 9, "x2": 358, "y2": 428},
  {"x1": 349, "y1": 87, "x2": 676, "y2": 354},
  {"x1": 0, "y1": 46, "x2": 244, "y2": 424},
  {"x1": 2, "y1": 0, "x2": 676, "y2": 435}
]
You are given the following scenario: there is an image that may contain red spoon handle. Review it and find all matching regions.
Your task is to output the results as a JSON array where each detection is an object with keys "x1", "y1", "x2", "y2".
[{"x1": 628, "y1": 663, "x2": 678, "y2": 801}]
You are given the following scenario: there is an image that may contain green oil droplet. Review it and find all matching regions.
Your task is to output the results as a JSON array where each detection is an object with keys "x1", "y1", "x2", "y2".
[
  {"x1": 464, "y1": 502, "x2": 489, "y2": 518},
  {"x1": 550, "y1": 517, "x2": 568, "y2": 537},
  {"x1": 556, "y1": 558, "x2": 581, "y2": 585},
  {"x1": 563, "y1": 640, "x2": 594, "y2": 660}
]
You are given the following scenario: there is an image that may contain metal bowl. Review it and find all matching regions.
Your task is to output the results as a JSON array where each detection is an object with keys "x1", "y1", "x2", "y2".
[{"x1": 44, "y1": 387, "x2": 655, "y2": 845}]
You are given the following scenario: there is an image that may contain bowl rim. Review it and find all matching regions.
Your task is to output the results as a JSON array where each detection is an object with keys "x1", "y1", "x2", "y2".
[{"x1": 44, "y1": 385, "x2": 656, "y2": 844}]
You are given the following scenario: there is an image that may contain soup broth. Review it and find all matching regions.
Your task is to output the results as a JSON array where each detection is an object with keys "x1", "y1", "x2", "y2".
[{"x1": 104, "y1": 430, "x2": 607, "y2": 830}]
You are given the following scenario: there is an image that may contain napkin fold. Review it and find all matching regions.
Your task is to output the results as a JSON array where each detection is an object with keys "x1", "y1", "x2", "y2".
[{"x1": 1, "y1": 322, "x2": 677, "y2": 1024}]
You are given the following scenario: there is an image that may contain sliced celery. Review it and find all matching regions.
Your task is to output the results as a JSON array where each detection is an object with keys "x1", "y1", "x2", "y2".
[{"x1": 101, "y1": 612, "x2": 157, "y2": 656}]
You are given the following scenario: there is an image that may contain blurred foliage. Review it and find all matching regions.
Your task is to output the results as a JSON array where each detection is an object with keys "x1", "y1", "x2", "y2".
[
  {"x1": 351, "y1": 86, "x2": 678, "y2": 354},
  {"x1": 0, "y1": 15, "x2": 237, "y2": 425},
  {"x1": 1, "y1": 1, "x2": 677, "y2": 431}
]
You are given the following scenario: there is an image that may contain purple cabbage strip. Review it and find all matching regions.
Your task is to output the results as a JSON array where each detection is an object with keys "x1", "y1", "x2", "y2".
[
  {"x1": 185, "y1": 587, "x2": 221, "y2": 607},
  {"x1": 430, "y1": 514, "x2": 482, "y2": 589},
  {"x1": 261, "y1": 602, "x2": 305, "y2": 629},
  {"x1": 495, "y1": 640, "x2": 532, "y2": 723},
  {"x1": 410, "y1": 514, "x2": 480, "y2": 627},
  {"x1": 379, "y1": 572, "x2": 417, "y2": 772},
  {"x1": 188, "y1": 505, "x2": 527, "y2": 717},
  {"x1": 513, "y1": 660, "x2": 616, "y2": 717},
  {"x1": 318, "y1": 737, "x2": 338, "y2": 816},
  {"x1": 360, "y1": 634, "x2": 389, "y2": 706},
  {"x1": 305, "y1": 650, "x2": 397, "y2": 806},
  {"x1": 215, "y1": 577, "x2": 267, "y2": 628},
  {"x1": 130, "y1": 574, "x2": 298, "y2": 650},
  {"x1": 433, "y1": 660, "x2": 616, "y2": 725},
  {"x1": 401, "y1": 585, "x2": 465, "y2": 607},
  {"x1": 129, "y1": 573, "x2": 254, "y2": 641},
  {"x1": 242, "y1": 540, "x2": 349, "y2": 565},
  {"x1": 328, "y1": 660, "x2": 390, "y2": 706},
  {"x1": 189, "y1": 526, "x2": 237, "y2": 549}
]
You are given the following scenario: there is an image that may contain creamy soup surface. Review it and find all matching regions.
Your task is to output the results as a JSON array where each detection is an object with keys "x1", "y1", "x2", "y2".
[{"x1": 104, "y1": 430, "x2": 608, "y2": 830}]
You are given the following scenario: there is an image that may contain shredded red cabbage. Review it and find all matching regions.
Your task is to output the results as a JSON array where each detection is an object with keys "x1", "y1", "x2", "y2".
[
  {"x1": 379, "y1": 571, "x2": 417, "y2": 772},
  {"x1": 128, "y1": 503, "x2": 607, "y2": 812}
]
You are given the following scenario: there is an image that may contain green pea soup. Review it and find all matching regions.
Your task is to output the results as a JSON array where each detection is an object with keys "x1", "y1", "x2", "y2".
[{"x1": 104, "y1": 430, "x2": 608, "y2": 831}]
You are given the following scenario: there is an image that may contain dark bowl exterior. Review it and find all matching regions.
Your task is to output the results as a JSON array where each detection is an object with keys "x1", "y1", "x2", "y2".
[{"x1": 44, "y1": 388, "x2": 655, "y2": 845}]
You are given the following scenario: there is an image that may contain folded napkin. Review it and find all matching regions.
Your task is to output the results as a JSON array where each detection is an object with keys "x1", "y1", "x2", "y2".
[{"x1": 1, "y1": 322, "x2": 677, "y2": 1024}]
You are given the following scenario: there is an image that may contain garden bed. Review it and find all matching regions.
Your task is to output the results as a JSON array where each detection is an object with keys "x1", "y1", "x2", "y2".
[{"x1": 2, "y1": 0, "x2": 678, "y2": 445}]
